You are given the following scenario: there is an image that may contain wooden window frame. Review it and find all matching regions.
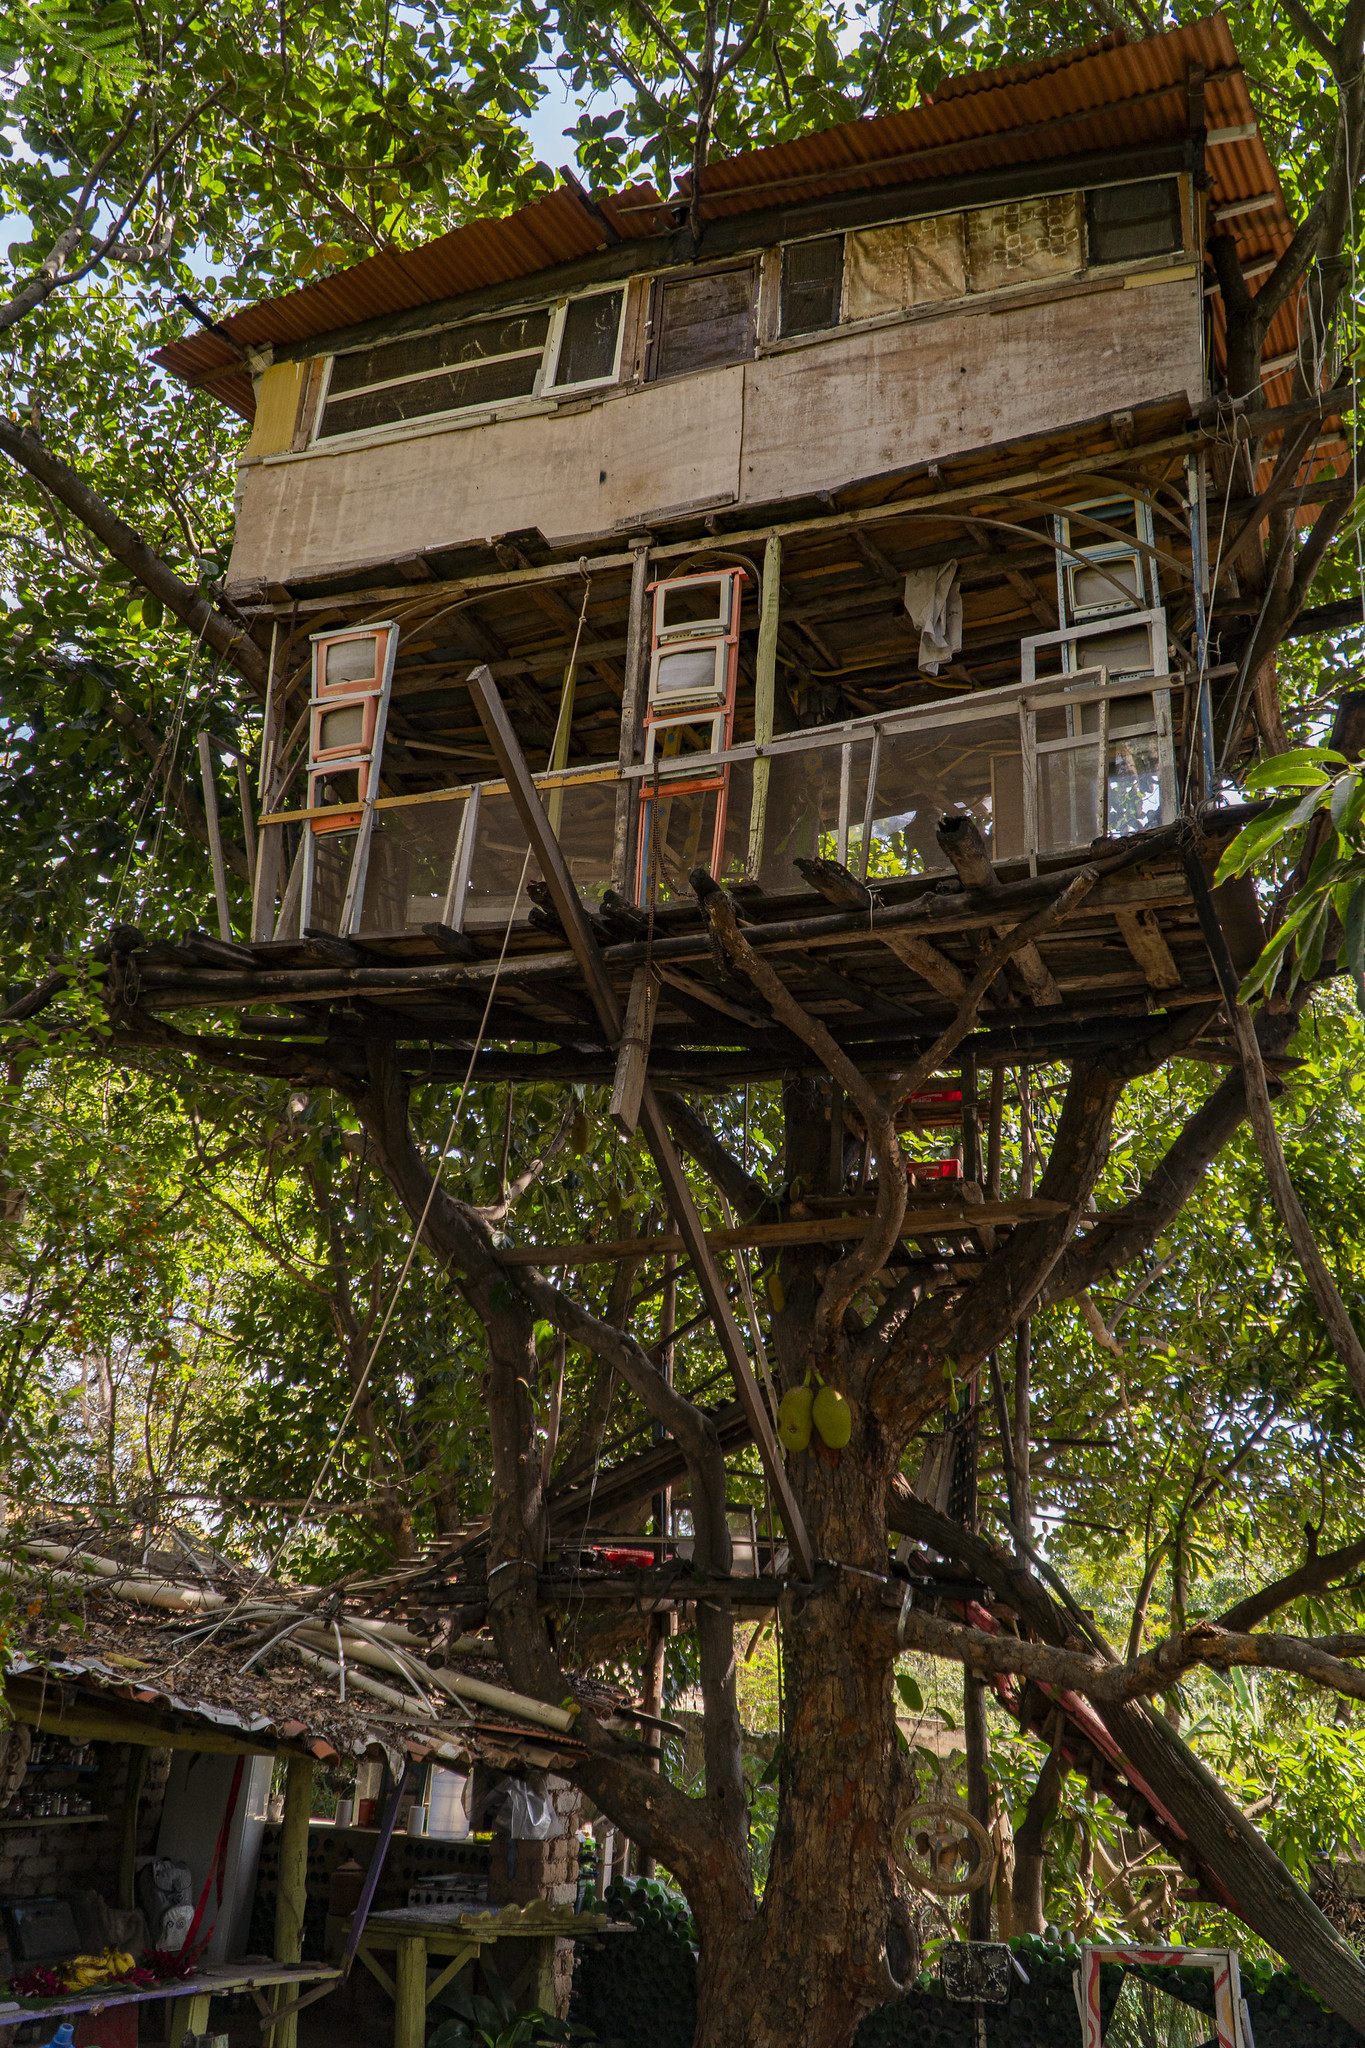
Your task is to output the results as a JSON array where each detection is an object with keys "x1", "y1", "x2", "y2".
[{"x1": 644, "y1": 259, "x2": 760, "y2": 384}]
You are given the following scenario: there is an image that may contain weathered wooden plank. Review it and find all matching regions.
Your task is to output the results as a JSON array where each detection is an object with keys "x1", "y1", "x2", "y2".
[
  {"x1": 609, "y1": 967, "x2": 658, "y2": 1135},
  {"x1": 496, "y1": 1197, "x2": 1066, "y2": 1266},
  {"x1": 1115, "y1": 904, "x2": 1183, "y2": 989}
]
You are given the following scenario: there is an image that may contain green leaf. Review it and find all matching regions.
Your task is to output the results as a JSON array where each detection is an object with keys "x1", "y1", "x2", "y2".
[
  {"x1": 1215, "y1": 796, "x2": 1301, "y2": 880},
  {"x1": 1243, "y1": 746, "x2": 1346, "y2": 791},
  {"x1": 895, "y1": 1670, "x2": 924, "y2": 1714}
]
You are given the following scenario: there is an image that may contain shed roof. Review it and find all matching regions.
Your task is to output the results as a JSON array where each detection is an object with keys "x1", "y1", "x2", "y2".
[
  {"x1": 156, "y1": 11, "x2": 1291, "y2": 422},
  {"x1": 2, "y1": 1547, "x2": 611, "y2": 1775}
]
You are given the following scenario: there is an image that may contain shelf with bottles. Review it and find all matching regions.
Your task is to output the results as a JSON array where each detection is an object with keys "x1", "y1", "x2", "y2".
[{"x1": 1, "y1": 1733, "x2": 104, "y2": 1824}]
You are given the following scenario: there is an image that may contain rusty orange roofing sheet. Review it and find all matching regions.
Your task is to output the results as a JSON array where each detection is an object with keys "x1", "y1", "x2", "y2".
[{"x1": 157, "y1": 10, "x2": 1292, "y2": 424}]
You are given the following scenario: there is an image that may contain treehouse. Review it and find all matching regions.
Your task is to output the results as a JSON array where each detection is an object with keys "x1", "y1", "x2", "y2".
[{"x1": 145, "y1": 10, "x2": 1336, "y2": 1096}]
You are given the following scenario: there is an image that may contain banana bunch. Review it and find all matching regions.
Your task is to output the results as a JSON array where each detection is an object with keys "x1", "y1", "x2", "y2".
[{"x1": 60, "y1": 1949, "x2": 137, "y2": 1990}]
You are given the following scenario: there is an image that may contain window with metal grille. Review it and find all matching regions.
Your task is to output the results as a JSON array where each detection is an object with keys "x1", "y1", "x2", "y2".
[
  {"x1": 780, "y1": 236, "x2": 844, "y2": 336},
  {"x1": 1086, "y1": 179, "x2": 1183, "y2": 265}
]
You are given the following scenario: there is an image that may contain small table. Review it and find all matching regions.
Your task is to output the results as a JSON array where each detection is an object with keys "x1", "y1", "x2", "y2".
[
  {"x1": 358, "y1": 1904, "x2": 622, "y2": 2048},
  {"x1": 0, "y1": 1961, "x2": 340, "y2": 2043}
]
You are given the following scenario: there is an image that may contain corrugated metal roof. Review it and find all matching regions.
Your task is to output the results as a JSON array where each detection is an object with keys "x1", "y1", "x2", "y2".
[{"x1": 157, "y1": 10, "x2": 1294, "y2": 422}]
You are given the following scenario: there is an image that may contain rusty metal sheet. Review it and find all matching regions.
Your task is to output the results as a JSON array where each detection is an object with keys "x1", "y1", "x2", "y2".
[{"x1": 156, "y1": 13, "x2": 1297, "y2": 428}]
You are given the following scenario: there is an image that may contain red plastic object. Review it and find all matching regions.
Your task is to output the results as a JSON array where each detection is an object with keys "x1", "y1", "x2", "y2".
[
  {"x1": 75, "y1": 2008, "x2": 137, "y2": 2048},
  {"x1": 603, "y1": 1549, "x2": 656, "y2": 1569},
  {"x1": 906, "y1": 1158, "x2": 962, "y2": 1182}
]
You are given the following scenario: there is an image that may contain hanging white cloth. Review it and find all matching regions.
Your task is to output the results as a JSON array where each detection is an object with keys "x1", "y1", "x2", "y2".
[{"x1": 904, "y1": 560, "x2": 963, "y2": 675}]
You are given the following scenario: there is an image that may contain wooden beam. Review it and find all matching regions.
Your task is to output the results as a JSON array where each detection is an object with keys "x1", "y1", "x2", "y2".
[
  {"x1": 495, "y1": 1197, "x2": 1065, "y2": 1266},
  {"x1": 198, "y1": 731, "x2": 233, "y2": 943},
  {"x1": 609, "y1": 967, "x2": 658, "y2": 1135},
  {"x1": 6, "y1": 1682, "x2": 293, "y2": 1756},
  {"x1": 747, "y1": 533, "x2": 782, "y2": 878},
  {"x1": 938, "y1": 815, "x2": 1061, "y2": 1005},
  {"x1": 467, "y1": 662, "x2": 816, "y2": 1581},
  {"x1": 246, "y1": 426, "x2": 1219, "y2": 623},
  {"x1": 1115, "y1": 905, "x2": 1182, "y2": 990},
  {"x1": 119, "y1": 1743, "x2": 148, "y2": 1909},
  {"x1": 273, "y1": 1754, "x2": 315, "y2": 2048}
]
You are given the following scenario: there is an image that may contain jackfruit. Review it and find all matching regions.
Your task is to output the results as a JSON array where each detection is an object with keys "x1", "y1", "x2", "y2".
[
  {"x1": 777, "y1": 1383, "x2": 814, "y2": 1452},
  {"x1": 812, "y1": 1384, "x2": 852, "y2": 1449}
]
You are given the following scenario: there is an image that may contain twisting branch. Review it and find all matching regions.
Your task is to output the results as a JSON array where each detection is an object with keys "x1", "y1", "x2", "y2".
[
  {"x1": 898, "y1": 1602, "x2": 1365, "y2": 1709},
  {"x1": 0, "y1": 420, "x2": 268, "y2": 691}
]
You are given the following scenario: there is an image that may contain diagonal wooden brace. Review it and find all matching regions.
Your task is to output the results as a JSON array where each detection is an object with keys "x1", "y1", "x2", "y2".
[{"x1": 466, "y1": 663, "x2": 815, "y2": 1581}]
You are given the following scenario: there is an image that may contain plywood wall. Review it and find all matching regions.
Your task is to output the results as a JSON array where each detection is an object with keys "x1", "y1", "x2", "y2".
[{"x1": 225, "y1": 273, "x2": 1202, "y2": 592}]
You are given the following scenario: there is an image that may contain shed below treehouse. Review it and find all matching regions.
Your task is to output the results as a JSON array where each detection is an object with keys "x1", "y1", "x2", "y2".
[{"x1": 149, "y1": 12, "x2": 1344, "y2": 1064}]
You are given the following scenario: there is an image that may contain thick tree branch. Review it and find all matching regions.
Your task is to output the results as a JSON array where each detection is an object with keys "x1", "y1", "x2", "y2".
[
  {"x1": 655, "y1": 1087, "x2": 776, "y2": 1222},
  {"x1": 1218, "y1": 1534, "x2": 1365, "y2": 1634},
  {"x1": 0, "y1": 420, "x2": 268, "y2": 692},
  {"x1": 893, "y1": 1604, "x2": 1365, "y2": 1707}
]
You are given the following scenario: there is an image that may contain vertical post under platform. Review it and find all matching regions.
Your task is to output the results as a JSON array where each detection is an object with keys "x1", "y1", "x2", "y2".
[{"x1": 272, "y1": 1754, "x2": 315, "y2": 2048}]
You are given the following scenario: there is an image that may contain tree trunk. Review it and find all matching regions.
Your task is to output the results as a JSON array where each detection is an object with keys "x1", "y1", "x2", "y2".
[
  {"x1": 1011, "y1": 1737, "x2": 1064, "y2": 1935},
  {"x1": 687, "y1": 1441, "x2": 916, "y2": 2048}
]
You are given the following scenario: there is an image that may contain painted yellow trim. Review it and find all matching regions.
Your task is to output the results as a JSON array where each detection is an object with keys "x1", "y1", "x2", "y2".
[{"x1": 244, "y1": 360, "x2": 307, "y2": 458}]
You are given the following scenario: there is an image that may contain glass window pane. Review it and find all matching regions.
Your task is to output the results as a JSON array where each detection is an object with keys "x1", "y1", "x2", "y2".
[
  {"x1": 1110, "y1": 692, "x2": 1157, "y2": 733},
  {"x1": 1038, "y1": 741, "x2": 1102, "y2": 851},
  {"x1": 554, "y1": 291, "x2": 623, "y2": 386},
  {"x1": 317, "y1": 703, "x2": 366, "y2": 752},
  {"x1": 319, "y1": 352, "x2": 541, "y2": 438},
  {"x1": 1104, "y1": 1972, "x2": 1210, "y2": 2048},
  {"x1": 326, "y1": 310, "x2": 551, "y2": 397},
  {"x1": 1107, "y1": 732, "x2": 1162, "y2": 835},
  {"x1": 781, "y1": 236, "x2": 844, "y2": 336},
  {"x1": 325, "y1": 637, "x2": 380, "y2": 686}
]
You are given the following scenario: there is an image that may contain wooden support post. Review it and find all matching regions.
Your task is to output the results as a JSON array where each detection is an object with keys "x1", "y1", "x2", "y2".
[
  {"x1": 197, "y1": 731, "x2": 233, "y2": 942},
  {"x1": 985, "y1": 1067, "x2": 1005, "y2": 1200},
  {"x1": 961, "y1": 1052, "x2": 981, "y2": 1185},
  {"x1": 236, "y1": 757, "x2": 258, "y2": 893},
  {"x1": 272, "y1": 1755, "x2": 315, "y2": 2048},
  {"x1": 118, "y1": 1743, "x2": 148, "y2": 1910},
  {"x1": 1115, "y1": 905, "x2": 1181, "y2": 990},
  {"x1": 612, "y1": 540, "x2": 652, "y2": 896},
  {"x1": 609, "y1": 967, "x2": 658, "y2": 1135},
  {"x1": 639, "y1": 1611, "x2": 668, "y2": 1879},
  {"x1": 394, "y1": 1935, "x2": 427, "y2": 2048},
  {"x1": 467, "y1": 663, "x2": 815, "y2": 1581},
  {"x1": 747, "y1": 533, "x2": 782, "y2": 881},
  {"x1": 937, "y1": 815, "x2": 1060, "y2": 1006},
  {"x1": 964, "y1": 1673, "x2": 993, "y2": 1941}
]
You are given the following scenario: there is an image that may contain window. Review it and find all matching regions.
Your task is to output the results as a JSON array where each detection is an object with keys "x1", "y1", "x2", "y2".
[
  {"x1": 316, "y1": 290, "x2": 627, "y2": 441},
  {"x1": 781, "y1": 237, "x2": 844, "y2": 336},
  {"x1": 648, "y1": 264, "x2": 756, "y2": 380},
  {"x1": 551, "y1": 288, "x2": 625, "y2": 388},
  {"x1": 1086, "y1": 179, "x2": 1183, "y2": 265}
]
